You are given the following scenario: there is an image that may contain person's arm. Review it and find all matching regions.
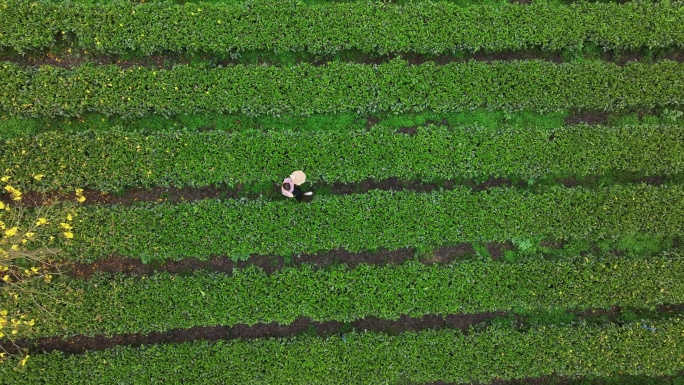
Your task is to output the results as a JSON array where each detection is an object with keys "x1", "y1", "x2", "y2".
[{"x1": 281, "y1": 178, "x2": 295, "y2": 198}]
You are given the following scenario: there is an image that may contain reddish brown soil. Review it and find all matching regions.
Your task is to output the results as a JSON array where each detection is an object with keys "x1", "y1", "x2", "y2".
[
  {"x1": 540, "y1": 239, "x2": 566, "y2": 249},
  {"x1": 396, "y1": 126, "x2": 419, "y2": 135},
  {"x1": 404, "y1": 50, "x2": 563, "y2": 66},
  {"x1": 67, "y1": 238, "x2": 570, "y2": 279},
  {"x1": 486, "y1": 241, "x2": 516, "y2": 260},
  {"x1": 365, "y1": 116, "x2": 381, "y2": 129},
  {"x1": 664, "y1": 50, "x2": 684, "y2": 63},
  {"x1": 7, "y1": 312, "x2": 506, "y2": 356},
  {"x1": 574, "y1": 305, "x2": 622, "y2": 321},
  {"x1": 564, "y1": 111, "x2": 610, "y2": 125},
  {"x1": 428, "y1": 244, "x2": 476, "y2": 264},
  {"x1": 69, "y1": 247, "x2": 419, "y2": 279},
  {"x1": 331, "y1": 177, "x2": 441, "y2": 195}
]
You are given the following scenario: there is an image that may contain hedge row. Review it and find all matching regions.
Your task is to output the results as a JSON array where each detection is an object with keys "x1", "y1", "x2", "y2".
[
  {"x1": 3, "y1": 124, "x2": 683, "y2": 192},
  {"x1": 1, "y1": 60, "x2": 683, "y2": 117},
  {"x1": 55, "y1": 184, "x2": 684, "y2": 262},
  {"x1": 2, "y1": 320, "x2": 682, "y2": 384},
  {"x1": 4, "y1": 106, "x2": 683, "y2": 141},
  {"x1": 3, "y1": 255, "x2": 682, "y2": 338},
  {"x1": 0, "y1": 108, "x2": 572, "y2": 140},
  {"x1": 1, "y1": 1, "x2": 683, "y2": 55}
]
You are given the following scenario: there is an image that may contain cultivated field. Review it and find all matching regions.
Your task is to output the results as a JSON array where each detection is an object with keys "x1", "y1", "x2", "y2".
[{"x1": 1, "y1": 0, "x2": 683, "y2": 384}]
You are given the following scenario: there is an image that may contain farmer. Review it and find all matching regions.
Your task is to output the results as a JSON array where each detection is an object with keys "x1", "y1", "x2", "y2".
[{"x1": 281, "y1": 170, "x2": 313, "y2": 201}]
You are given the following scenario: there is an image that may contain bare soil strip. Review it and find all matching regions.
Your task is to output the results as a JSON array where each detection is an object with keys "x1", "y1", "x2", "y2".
[
  {"x1": 7, "y1": 174, "x2": 670, "y2": 209},
  {"x1": 4, "y1": 305, "x2": 683, "y2": 357},
  {"x1": 66, "y1": 234, "x2": 681, "y2": 279},
  {"x1": 1, "y1": 49, "x2": 682, "y2": 70},
  {"x1": 0, "y1": 313, "x2": 506, "y2": 355}
]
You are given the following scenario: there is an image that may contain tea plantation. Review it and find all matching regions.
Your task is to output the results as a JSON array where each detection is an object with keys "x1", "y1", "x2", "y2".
[{"x1": 1, "y1": 0, "x2": 683, "y2": 383}]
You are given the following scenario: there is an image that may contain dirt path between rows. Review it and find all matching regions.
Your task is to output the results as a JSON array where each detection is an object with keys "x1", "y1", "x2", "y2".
[
  {"x1": 6, "y1": 174, "x2": 670, "y2": 209},
  {"x1": 3, "y1": 304, "x2": 682, "y2": 358},
  {"x1": 1, "y1": 48, "x2": 682, "y2": 70}
]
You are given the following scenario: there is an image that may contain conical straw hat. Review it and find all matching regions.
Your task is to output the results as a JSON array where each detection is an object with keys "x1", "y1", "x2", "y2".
[{"x1": 290, "y1": 170, "x2": 306, "y2": 185}]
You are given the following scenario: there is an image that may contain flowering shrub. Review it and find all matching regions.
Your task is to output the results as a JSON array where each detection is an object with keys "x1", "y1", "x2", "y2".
[{"x1": 0, "y1": 174, "x2": 85, "y2": 366}]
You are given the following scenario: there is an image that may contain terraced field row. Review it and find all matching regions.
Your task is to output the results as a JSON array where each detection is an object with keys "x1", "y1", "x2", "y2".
[
  {"x1": 1, "y1": 320, "x2": 682, "y2": 384},
  {"x1": 2, "y1": 255, "x2": 682, "y2": 338},
  {"x1": 46, "y1": 185, "x2": 681, "y2": 262},
  {"x1": 2, "y1": 1, "x2": 684, "y2": 383},
  {"x1": 2, "y1": 60, "x2": 683, "y2": 117},
  {"x1": 2, "y1": 1, "x2": 682, "y2": 55},
  {"x1": 1, "y1": 124, "x2": 683, "y2": 193}
]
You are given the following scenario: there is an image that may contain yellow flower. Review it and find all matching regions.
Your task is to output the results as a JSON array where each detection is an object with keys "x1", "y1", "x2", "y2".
[
  {"x1": 2, "y1": 275, "x2": 10, "y2": 282},
  {"x1": 4, "y1": 227, "x2": 18, "y2": 237},
  {"x1": 0, "y1": 201, "x2": 4, "y2": 210},
  {"x1": 0, "y1": 176, "x2": 9, "y2": 182},
  {"x1": 75, "y1": 188, "x2": 84, "y2": 195},
  {"x1": 63, "y1": 231, "x2": 74, "y2": 239},
  {"x1": 60, "y1": 223, "x2": 72, "y2": 230},
  {"x1": 24, "y1": 232, "x2": 34, "y2": 239},
  {"x1": 0, "y1": 332, "x2": 4, "y2": 338},
  {"x1": 10, "y1": 245, "x2": 19, "y2": 251},
  {"x1": 30, "y1": 267, "x2": 38, "y2": 274},
  {"x1": 4, "y1": 186, "x2": 21, "y2": 201},
  {"x1": 0, "y1": 220, "x2": 5, "y2": 229},
  {"x1": 36, "y1": 218, "x2": 48, "y2": 226},
  {"x1": 32, "y1": 174, "x2": 44, "y2": 181},
  {"x1": 67, "y1": 214, "x2": 73, "y2": 221},
  {"x1": 0, "y1": 310, "x2": 7, "y2": 316},
  {"x1": 76, "y1": 195, "x2": 86, "y2": 203},
  {"x1": 19, "y1": 355, "x2": 29, "y2": 366}
]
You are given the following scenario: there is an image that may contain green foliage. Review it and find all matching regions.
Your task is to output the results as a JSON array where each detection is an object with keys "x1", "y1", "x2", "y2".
[
  {"x1": 2, "y1": 124, "x2": 684, "y2": 193},
  {"x1": 616, "y1": 233, "x2": 675, "y2": 257},
  {"x1": 1, "y1": 1, "x2": 683, "y2": 55},
  {"x1": 512, "y1": 237, "x2": 539, "y2": 256},
  {"x1": 4, "y1": 108, "x2": 678, "y2": 140},
  {"x1": 2, "y1": 320, "x2": 683, "y2": 384},
  {"x1": 52, "y1": 184, "x2": 684, "y2": 262},
  {"x1": 2, "y1": 255, "x2": 684, "y2": 339},
  {"x1": 1, "y1": 60, "x2": 684, "y2": 118},
  {"x1": 520, "y1": 308, "x2": 578, "y2": 327}
]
